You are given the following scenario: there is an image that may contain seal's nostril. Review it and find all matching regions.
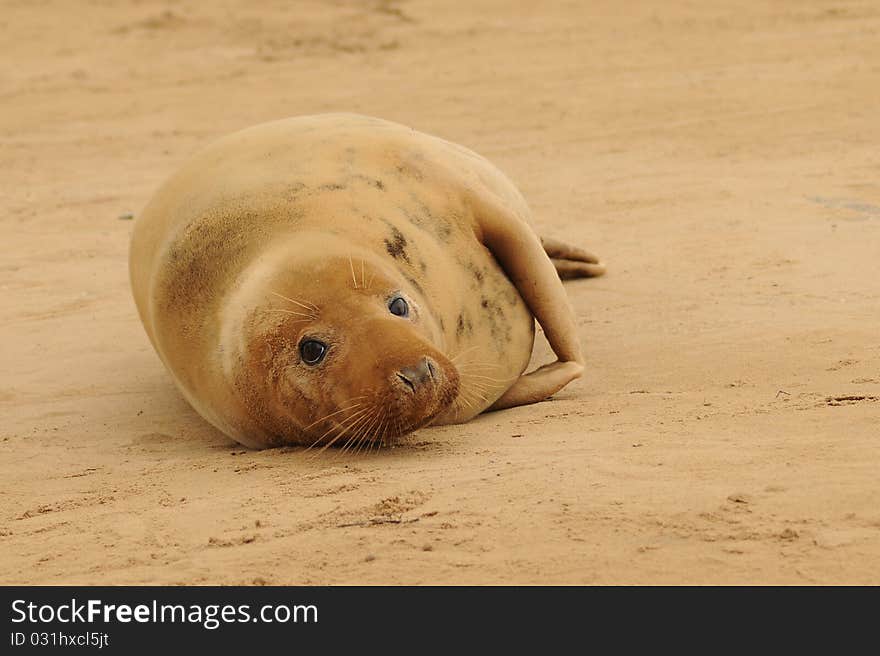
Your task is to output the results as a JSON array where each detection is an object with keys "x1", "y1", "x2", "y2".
[
  {"x1": 396, "y1": 357, "x2": 436, "y2": 392},
  {"x1": 396, "y1": 372, "x2": 415, "y2": 392}
]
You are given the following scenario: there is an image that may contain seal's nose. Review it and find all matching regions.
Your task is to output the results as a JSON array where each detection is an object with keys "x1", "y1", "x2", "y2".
[{"x1": 396, "y1": 357, "x2": 436, "y2": 393}]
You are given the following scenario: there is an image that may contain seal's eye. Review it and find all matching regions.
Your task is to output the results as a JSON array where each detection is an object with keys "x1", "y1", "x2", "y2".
[
  {"x1": 388, "y1": 296, "x2": 409, "y2": 318},
  {"x1": 299, "y1": 339, "x2": 327, "y2": 365}
]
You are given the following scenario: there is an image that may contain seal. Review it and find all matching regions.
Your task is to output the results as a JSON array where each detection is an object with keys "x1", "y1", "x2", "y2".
[{"x1": 130, "y1": 114, "x2": 604, "y2": 449}]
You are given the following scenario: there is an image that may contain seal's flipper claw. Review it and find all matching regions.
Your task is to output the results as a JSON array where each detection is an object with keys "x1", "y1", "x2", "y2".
[
  {"x1": 551, "y1": 258, "x2": 606, "y2": 279},
  {"x1": 540, "y1": 235, "x2": 602, "y2": 265}
]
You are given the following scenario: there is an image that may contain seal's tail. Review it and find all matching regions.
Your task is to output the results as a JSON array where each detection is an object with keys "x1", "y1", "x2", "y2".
[{"x1": 540, "y1": 235, "x2": 606, "y2": 279}]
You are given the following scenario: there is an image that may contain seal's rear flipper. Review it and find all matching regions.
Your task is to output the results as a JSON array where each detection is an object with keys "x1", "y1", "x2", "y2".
[{"x1": 541, "y1": 236, "x2": 606, "y2": 279}]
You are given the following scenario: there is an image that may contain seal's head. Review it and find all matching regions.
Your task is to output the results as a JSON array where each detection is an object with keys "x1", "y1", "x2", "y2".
[{"x1": 227, "y1": 237, "x2": 460, "y2": 448}]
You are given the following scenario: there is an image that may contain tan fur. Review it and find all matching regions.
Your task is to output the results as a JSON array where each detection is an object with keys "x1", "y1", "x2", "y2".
[{"x1": 130, "y1": 113, "x2": 595, "y2": 448}]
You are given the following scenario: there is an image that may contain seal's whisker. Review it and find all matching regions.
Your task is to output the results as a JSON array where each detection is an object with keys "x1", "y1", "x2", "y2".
[
  {"x1": 460, "y1": 386, "x2": 489, "y2": 403},
  {"x1": 339, "y1": 410, "x2": 378, "y2": 453},
  {"x1": 381, "y1": 411, "x2": 392, "y2": 443},
  {"x1": 456, "y1": 393, "x2": 474, "y2": 409},
  {"x1": 355, "y1": 412, "x2": 380, "y2": 454},
  {"x1": 460, "y1": 382, "x2": 504, "y2": 399},
  {"x1": 319, "y1": 408, "x2": 374, "y2": 454},
  {"x1": 324, "y1": 417, "x2": 370, "y2": 458},
  {"x1": 459, "y1": 374, "x2": 499, "y2": 388},
  {"x1": 379, "y1": 409, "x2": 400, "y2": 454},
  {"x1": 464, "y1": 382, "x2": 492, "y2": 397},
  {"x1": 455, "y1": 361, "x2": 505, "y2": 371},
  {"x1": 458, "y1": 372, "x2": 510, "y2": 383},
  {"x1": 371, "y1": 412, "x2": 388, "y2": 453},
  {"x1": 349, "y1": 424, "x2": 369, "y2": 456},
  {"x1": 458, "y1": 391, "x2": 481, "y2": 406},
  {"x1": 353, "y1": 408, "x2": 383, "y2": 456},
  {"x1": 460, "y1": 385, "x2": 490, "y2": 400},
  {"x1": 360, "y1": 258, "x2": 366, "y2": 290},
  {"x1": 269, "y1": 317, "x2": 315, "y2": 327},
  {"x1": 341, "y1": 408, "x2": 378, "y2": 455},
  {"x1": 264, "y1": 309, "x2": 317, "y2": 320},
  {"x1": 331, "y1": 413, "x2": 370, "y2": 457},
  {"x1": 455, "y1": 369, "x2": 508, "y2": 393},
  {"x1": 342, "y1": 405, "x2": 378, "y2": 452},
  {"x1": 269, "y1": 291, "x2": 319, "y2": 313},
  {"x1": 341, "y1": 411, "x2": 371, "y2": 455},
  {"x1": 302, "y1": 398, "x2": 367, "y2": 431},
  {"x1": 449, "y1": 345, "x2": 480, "y2": 363},
  {"x1": 304, "y1": 400, "x2": 367, "y2": 430},
  {"x1": 460, "y1": 387, "x2": 495, "y2": 402},
  {"x1": 307, "y1": 405, "x2": 373, "y2": 452},
  {"x1": 368, "y1": 409, "x2": 387, "y2": 453},
  {"x1": 348, "y1": 255, "x2": 359, "y2": 289},
  {"x1": 456, "y1": 368, "x2": 506, "y2": 379},
  {"x1": 370, "y1": 409, "x2": 389, "y2": 453}
]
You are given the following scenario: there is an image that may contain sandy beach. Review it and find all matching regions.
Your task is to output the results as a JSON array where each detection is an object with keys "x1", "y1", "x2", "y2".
[{"x1": 1, "y1": 0, "x2": 879, "y2": 584}]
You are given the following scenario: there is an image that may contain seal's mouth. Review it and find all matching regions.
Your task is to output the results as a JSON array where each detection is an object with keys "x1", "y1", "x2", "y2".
[
  {"x1": 308, "y1": 356, "x2": 459, "y2": 451},
  {"x1": 383, "y1": 355, "x2": 459, "y2": 438}
]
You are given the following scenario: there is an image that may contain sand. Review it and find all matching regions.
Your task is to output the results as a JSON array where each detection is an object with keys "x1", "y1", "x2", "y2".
[{"x1": 1, "y1": 0, "x2": 879, "y2": 585}]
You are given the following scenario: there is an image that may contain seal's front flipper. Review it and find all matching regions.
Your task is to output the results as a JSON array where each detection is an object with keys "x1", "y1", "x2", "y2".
[
  {"x1": 471, "y1": 197, "x2": 585, "y2": 410},
  {"x1": 541, "y1": 235, "x2": 606, "y2": 279},
  {"x1": 487, "y1": 360, "x2": 584, "y2": 410}
]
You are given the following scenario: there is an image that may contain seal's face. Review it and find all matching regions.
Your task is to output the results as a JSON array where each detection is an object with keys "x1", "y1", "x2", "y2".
[{"x1": 241, "y1": 255, "x2": 460, "y2": 448}]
